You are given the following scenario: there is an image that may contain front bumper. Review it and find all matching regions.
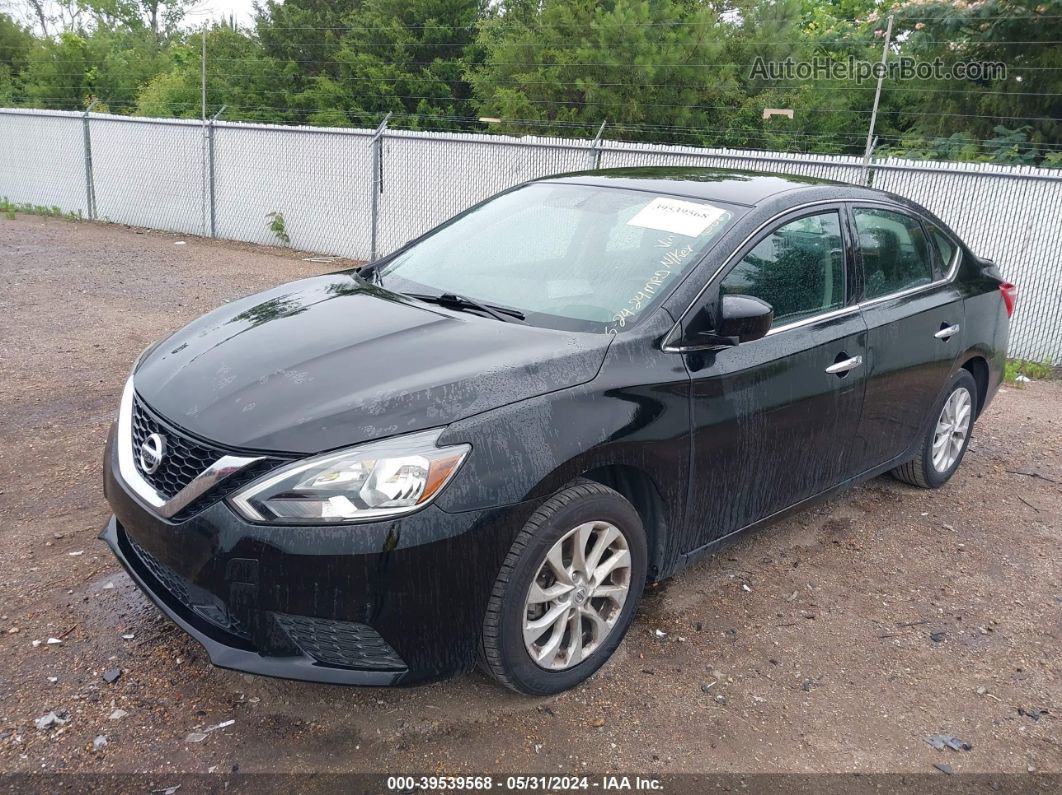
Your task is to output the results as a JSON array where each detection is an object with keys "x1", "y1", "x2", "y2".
[{"x1": 101, "y1": 426, "x2": 537, "y2": 685}]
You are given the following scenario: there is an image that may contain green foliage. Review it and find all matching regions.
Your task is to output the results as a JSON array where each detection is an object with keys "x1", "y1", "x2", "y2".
[
  {"x1": 984, "y1": 125, "x2": 1043, "y2": 165},
  {"x1": 293, "y1": 0, "x2": 482, "y2": 128},
  {"x1": 0, "y1": 0, "x2": 1057, "y2": 163},
  {"x1": 0, "y1": 14, "x2": 34, "y2": 103},
  {"x1": 266, "y1": 211, "x2": 290, "y2": 244},
  {"x1": 887, "y1": 0, "x2": 1061, "y2": 153},
  {"x1": 879, "y1": 124, "x2": 1056, "y2": 165},
  {"x1": 469, "y1": 0, "x2": 746, "y2": 143},
  {"x1": 136, "y1": 27, "x2": 291, "y2": 120},
  {"x1": 1005, "y1": 358, "x2": 1056, "y2": 385},
  {"x1": 0, "y1": 196, "x2": 84, "y2": 220},
  {"x1": 17, "y1": 25, "x2": 174, "y2": 111}
]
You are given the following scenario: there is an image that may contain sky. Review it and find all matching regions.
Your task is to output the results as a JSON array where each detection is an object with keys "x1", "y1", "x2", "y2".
[
  {"x1": 1, "y1": 0, "x2": 262, "y2": 32},
  {"x1": 186, "y1": 0, "x2": 260, "y2": 27}
]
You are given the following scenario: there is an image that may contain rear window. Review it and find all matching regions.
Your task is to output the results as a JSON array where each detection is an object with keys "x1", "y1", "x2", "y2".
[{"x1": 854, "y1": 208, "x2": 934, "y2": 299}]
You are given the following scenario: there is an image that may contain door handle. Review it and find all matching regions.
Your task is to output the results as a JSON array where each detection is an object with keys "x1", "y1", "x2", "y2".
[
  {"x1": 825, "y1": 355, "x2": 863, "y2": 375},
  {"x1": 935, "y1": 323, "x2": 960, "y2": 340}
]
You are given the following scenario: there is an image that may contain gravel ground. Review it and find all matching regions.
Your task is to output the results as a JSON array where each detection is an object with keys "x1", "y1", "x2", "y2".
[{"x1": 0, "y1": 216, "x2": 1059, "y2": 780}]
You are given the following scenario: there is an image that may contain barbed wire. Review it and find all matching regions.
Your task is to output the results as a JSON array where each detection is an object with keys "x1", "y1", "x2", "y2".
[
  {"x1": 12, "y1": 100, "x2": 1061, "y2": 150},
  {"x1": 180, "y1": 56, "x2": 1062, "y2": 71},
  {"x1": 19, "y1": 81, "x2": 1060, "y2": 123},
  {"x1": 139, "y1": 34, "x2": 1062, "y2": 47},
  {"x1": 3, "y1": 40, "x2": 1061, "y2": 70},
  {"x1": 236, "y1": 18, "x2": 1062, "y2": 33},
  {"x1": 25, "y1": 67, "x2": 1062, "y2": 97}
]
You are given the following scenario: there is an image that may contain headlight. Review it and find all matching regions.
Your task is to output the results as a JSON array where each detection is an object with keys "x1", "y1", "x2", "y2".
[{"x1": 229, "y1": 429, "x2": 469, "y2": 524}]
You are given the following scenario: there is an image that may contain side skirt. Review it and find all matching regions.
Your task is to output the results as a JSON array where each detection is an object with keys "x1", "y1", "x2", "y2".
[{"x1": 670, "y1": 447, "x2": 917, "y2": 577}]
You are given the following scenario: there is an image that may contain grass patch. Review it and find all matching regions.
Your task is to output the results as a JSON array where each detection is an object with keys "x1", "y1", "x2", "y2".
[
  {"x1": 1, "y1": 197, "x2": 84, "y2": 222},
  {"x1": 1005, "y1": 357, "x2": 1056, "y2": 386}
]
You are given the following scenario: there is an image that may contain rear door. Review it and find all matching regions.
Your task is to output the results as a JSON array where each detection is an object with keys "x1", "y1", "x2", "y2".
[
  {"x1": 851, "y1": 204, "x2": 965, "y2": 470},
  {"x1": 684, "y1": 205, "x2": 868, "y2": 548}
]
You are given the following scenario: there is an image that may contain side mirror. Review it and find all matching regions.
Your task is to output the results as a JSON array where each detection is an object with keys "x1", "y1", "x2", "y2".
[
  {"x1": 718, "y1": 294, "x2": 774, "y2": 343},
  {"x1": 667, "y1": 294, "x2": 773, "y2": 352}
]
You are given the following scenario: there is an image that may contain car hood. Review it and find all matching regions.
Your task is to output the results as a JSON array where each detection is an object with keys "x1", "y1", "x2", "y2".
[{"x1": 133, "y1": 272, "x2": 612, "y2": 454}]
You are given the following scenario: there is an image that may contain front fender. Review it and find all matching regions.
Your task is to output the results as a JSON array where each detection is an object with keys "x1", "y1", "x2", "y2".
[
  {"x1": 435, "y1": 317, "x2": 692, "y2": 572},
  {"x1": 436, "y1": 379, "x2": 687, "y2": 516}
]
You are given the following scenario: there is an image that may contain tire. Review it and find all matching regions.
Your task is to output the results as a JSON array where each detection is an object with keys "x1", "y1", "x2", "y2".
[
  {"x1": 479, "y1": 481, "x2": 647, "y2": 695},
  {"x1": 892, "y1": 369, "x2": 978, "y2": 489}
]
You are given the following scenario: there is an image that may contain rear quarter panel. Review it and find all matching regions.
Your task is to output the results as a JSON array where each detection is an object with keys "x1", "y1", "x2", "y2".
[{"x1": 956, "y1": 251, "x2": 1010, "y2": 412}]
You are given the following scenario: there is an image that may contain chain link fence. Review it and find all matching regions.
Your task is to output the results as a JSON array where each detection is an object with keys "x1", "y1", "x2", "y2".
[{"x1": 2, "y1": 107, "x2": 1059, "y2": 361}]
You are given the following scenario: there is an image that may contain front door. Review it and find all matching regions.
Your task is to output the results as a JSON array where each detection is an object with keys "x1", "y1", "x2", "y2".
[{"x1": 683, "y1": 206, "x2": 868, "y2": 549}]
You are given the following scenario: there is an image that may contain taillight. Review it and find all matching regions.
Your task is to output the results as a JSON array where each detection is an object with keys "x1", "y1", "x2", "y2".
[{"x1": 999, "y1": 282, "x2": 1016, "y2": 317}]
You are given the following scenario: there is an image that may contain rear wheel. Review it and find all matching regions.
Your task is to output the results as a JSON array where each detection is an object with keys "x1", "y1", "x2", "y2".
[
  {"x1": 479, "y1": 481, "x2": 647, "y2": 695},
  {"x1": 892, "y1": 370, "x2": 977, "y2": 488}
]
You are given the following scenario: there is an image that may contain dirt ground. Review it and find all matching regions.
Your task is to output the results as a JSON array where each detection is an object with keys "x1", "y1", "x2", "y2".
[{"x1": 0, "y1": 216, "x2": 1059, "y2": 781}]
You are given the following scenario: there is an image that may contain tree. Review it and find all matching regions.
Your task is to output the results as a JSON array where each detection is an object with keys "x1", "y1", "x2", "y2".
[
  {"x1": 136, "y1": 25, "x2": 292, "y2": 121},
  {"x1": 882, "y1": 0, "x2": 1062, "y2": 161},
  {"x1": 721, "y1": 0, "x2": 882, "y2": 152},
  {"x1": 254, "y1": 0, "x2": 361, "y2": 97},
  {"x1": 18, "y1": 24, "x2": 173, "y2": 111},
  {"x1": 0, "y1": 12, "x2": 33, "y2": 102},
  {"x1": 86, "y1": 0, "x2": 197, "y2": 40},
  {"x1": 470, "y1": 0, "x2": 736, "y2": 142},
  {"x1": 292, "y1": 0, "x2": 482, "y2": 128}
]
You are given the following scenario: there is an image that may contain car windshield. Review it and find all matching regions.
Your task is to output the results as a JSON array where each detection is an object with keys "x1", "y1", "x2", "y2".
[{"x1": 375, "y1": 182, "x2": 737, "y2": 333}]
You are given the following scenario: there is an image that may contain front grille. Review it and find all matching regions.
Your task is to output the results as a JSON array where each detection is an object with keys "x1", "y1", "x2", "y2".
[
  {"x1": 131, "y1": 395, "x2": 227, "y2": 499},
  {"x1": 129, "y1": 538, "x2": 250, "y2": 640},
  {"x1": 130, "y1": 393, "x2": 290, "y2": 519},
  {"x1": 273, "y1": 613, "x2": 405, "y2": 670}
]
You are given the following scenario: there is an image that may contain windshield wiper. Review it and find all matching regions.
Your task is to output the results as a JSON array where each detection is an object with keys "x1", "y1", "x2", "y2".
[{"x1": 405, "y1": 292, "x2": 527, "y2": 324}]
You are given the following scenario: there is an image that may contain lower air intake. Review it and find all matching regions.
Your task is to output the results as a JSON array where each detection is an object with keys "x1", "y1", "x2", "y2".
[{"x1": 273, "y1": 613, "x2": 405, "y2": 671}]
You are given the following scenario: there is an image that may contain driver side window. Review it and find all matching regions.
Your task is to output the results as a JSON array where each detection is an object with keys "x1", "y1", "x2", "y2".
[{"x1": 720, "y1": 211, "x2": 846, "y2": 328}]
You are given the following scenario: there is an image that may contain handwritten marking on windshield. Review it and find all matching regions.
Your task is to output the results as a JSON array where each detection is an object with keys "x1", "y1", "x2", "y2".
[{"x1": 605, "y1": 243, "x2": 696, "y2": 335}]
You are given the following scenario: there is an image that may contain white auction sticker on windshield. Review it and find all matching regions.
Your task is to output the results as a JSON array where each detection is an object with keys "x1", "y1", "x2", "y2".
[{"x1": 626, "y1": 197, "x2": 728, "y2": 237}]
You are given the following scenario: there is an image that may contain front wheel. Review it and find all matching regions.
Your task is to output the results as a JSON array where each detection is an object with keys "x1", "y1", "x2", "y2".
[
  {"x1": 892, "y1": 369, "x2": 978, "y2": 488},
  {"x1": 479, "y1": 481, "x2": 647, "y2": 695}
]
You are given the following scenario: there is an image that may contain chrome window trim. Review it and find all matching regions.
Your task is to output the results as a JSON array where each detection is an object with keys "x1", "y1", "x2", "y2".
[
  {"x1": 116, "y1": 377, "x2": 262, "y2": 519},
  {"x1": 661, "y1": 198, "x2": 962, "y2": 351},
  {"x1": 765, "y1": 305, "x2": 862, "y2": 336},
  {"x1": 856, "y1": 253, "x2": 961, "y2": 311}
]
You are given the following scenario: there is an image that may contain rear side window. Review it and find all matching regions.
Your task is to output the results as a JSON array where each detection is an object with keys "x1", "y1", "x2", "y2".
[
  {"x1": 720, "y1": 211, "x2": 845, "y2": 328},
  {"x1": 854, "y1": 208, "x2": 934, "y2": 299},
  {"x1": 929, "y1": 226, "x2": 957, "y2": 272}
]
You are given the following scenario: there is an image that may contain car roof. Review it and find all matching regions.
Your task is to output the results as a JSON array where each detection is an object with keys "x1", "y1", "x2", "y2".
[{"x1": 536, "y1": 166, "x2": 879, "y2": 207}]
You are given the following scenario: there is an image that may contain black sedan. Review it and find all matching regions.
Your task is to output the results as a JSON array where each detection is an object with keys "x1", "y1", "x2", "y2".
[{"x1": 101, "y1": 167, "x2": 1013, "y2": 694}]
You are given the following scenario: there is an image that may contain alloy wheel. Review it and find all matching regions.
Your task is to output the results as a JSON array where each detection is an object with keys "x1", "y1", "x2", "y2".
[
  {"x1": 522, "y1": 521, "x2": 632, "y2": 670},
  {"x1": 932, "y1": 387, "x2": 972, "y2": 472}
]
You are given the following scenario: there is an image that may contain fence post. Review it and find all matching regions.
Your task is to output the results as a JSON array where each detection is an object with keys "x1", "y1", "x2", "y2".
[
  {"x1": 208, "y1": 105, "x2": 226, "y2": 238},
  {"x1": 82, "y1": 100, "x2": 98, "y2": 220},
  {"x1": 369, "y1": 112, "x2": 392, "y2": 262},
  {"x1": 589, "y1": 120, "x2": 607, "y2": 170}
]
